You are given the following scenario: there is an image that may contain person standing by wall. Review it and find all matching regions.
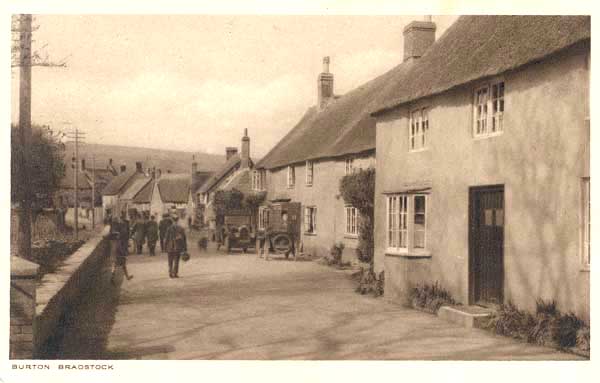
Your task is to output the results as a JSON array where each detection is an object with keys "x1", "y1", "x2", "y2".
[
  {"x1": 146, "y1": 215, "x2": 159, "y2": 256},
  {"x1": 158, "y1": 213, "x2": 172, "y2": 253},
  {"x1": 109, "y1": 216, "x2": 133, "y2": 284},
  {"x1": 164, "y1": 215, "x2": 187, "y2": 278}
]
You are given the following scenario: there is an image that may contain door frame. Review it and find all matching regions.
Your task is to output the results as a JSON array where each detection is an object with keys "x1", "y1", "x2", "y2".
[{"x1": 468, "y1": 184, "x2": 505, "y2": 305}]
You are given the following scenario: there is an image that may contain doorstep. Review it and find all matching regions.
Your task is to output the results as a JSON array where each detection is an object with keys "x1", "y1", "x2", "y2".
[{"x1": 438, "y1": 305, "x2": 493, "y2": 329}]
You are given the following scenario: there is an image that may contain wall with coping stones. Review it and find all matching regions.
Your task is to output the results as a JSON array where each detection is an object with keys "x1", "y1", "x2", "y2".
[
  {"x1": 10, "y1": 257, "x2": 39, "y2": 359},
  {"x1": 32, "y1": 226, "x2": 112, "y2": 358}
]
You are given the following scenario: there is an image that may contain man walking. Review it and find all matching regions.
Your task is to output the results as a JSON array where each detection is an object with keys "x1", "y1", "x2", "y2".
[
  {"x1": 158, "y1": 213, "x2": 172, "y2": 253},
  {"x1": 164, "y1": 215, "x2": 187, "y2": 278},
  {"x1": 132, "y1": 214, "x2": 147, "y2": 254},
  {"x1": 146, "y1": 215, "x2": 159, "y2": 256}
]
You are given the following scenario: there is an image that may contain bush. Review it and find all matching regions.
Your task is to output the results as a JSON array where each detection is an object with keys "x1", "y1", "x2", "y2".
[
  {"x1": 485, "y1": 299, "x2": 589, "y2": 352},
  {"x1": 329, "y1": 242, "x2": 345, "y2": 265},
  {"x1": 355, "y1": 268, "x2": 384, "y2": 297},
  {"x1": 408, "y1": 282, "x2": 457, "y2": 314},
  {"x1": 339, "y1": 168, "x2": 375, "y2": 264}
]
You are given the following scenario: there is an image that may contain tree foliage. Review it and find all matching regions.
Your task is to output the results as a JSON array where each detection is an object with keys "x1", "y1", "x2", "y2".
[
  {"x1": 212, "y1": 189, "x2": 267, "y2": 225},
  {"x1": 339, "y1": 167, "x2": 375, "y2": 264},
  {"x1": 11, "y1": 124, "x2": 65, "y2": 206}
]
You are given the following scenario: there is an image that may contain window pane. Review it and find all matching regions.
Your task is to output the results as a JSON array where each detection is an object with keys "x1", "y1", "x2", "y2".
[
  {"x1": 484, "y1": 209, "x2": 494, "y2": 226},
  {"x1": 495, "y1": 209, "x2": 504, "y2": 227}
]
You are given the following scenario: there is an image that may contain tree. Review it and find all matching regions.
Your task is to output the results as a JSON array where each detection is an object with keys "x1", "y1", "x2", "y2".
[
  {"x1": 11, "y1": 124, "x2": 66, "y2": 207},
  {"x1": 339, "y1": 167, "x2": 376, "y2": 265}
]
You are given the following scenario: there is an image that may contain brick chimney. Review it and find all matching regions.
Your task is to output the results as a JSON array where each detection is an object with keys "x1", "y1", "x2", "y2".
[
  {"x1": 241, "y1": 129, "x2": 250, "y2": 169},
  {"x1": 191, "y1": 156, "x2": 198, "y2": 185},
  {"x1": 317, "y1": 56, "x2": 334, "y2": 110},
  {"x1": 403, "y1": 16, "x2": 436, "y2": 62},
  {"x1": 226, "y1": 147, "x2": 238, "y2": 161},
  {"x1": 136, "y1": 161, "x2": 143, "y2": 172}
]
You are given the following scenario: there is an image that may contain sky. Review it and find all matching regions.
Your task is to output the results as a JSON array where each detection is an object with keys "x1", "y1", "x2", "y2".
[{"x1": 11, "y1": 15, "x2": 459, "y2": 157}]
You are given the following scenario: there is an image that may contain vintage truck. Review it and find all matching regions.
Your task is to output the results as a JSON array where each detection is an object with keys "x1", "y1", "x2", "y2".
[{"x1": 220, "y1": 209, "x2": 256, "y2": 253}]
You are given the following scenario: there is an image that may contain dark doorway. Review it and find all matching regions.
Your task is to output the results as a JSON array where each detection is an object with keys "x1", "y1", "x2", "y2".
[{"x1": 469, "y1": 185, "x2": 505, "y2": 306}]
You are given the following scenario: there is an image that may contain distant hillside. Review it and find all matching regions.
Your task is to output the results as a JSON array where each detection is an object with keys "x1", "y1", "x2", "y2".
[{"x1": 64, "y1": 142, "x2": 225, "y2": 174}]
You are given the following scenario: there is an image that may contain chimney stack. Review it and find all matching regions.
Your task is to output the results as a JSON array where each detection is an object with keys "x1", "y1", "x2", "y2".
[
  {"x1": 226, "y1": 147, "x2": 238, "y2": 161},
  {"x1": 241, "y1": 129, "x2": 250, "y2": 169},
  {"x1": 317, "y1": 56, "x2": 334, "y2": 110},
  {"x1": 403, "y1": 17, "x2": 436, "y2": 62},
  {"x1": 191, "y1": 156, "x2": 198, "y2": 185},
  {"x1": 120, "y1": 165, "x2": 127, "y2": 173},
  {"x1": 136, "y1": 162, "x2": 143, "y2": 172}
]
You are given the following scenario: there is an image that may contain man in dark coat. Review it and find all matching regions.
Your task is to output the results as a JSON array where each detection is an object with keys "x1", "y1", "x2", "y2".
[
  {"x1": 164, "y1": 216, "x2": 187, "y2": 278},
  {"x1": 158, "y1": 214, "x2": 172, "y2": 253},
  {"x1": 145, "y1": 215, "x2": 159, "y2": 256},
  {"x1": 132, "y1": 215, "x2": 147, "y2": 254},
  {"x1": 119, "y1": 211, "x2": 130, "y2": 255}
]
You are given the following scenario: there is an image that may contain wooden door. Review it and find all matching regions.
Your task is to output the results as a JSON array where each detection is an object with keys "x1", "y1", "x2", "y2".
[{"x1": 469, "y1": 186, "x2": 505, "y2": 305}]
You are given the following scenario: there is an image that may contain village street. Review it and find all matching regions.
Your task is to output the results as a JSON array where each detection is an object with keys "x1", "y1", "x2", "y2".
[{"x1": 45, "y1": 235, "x2": 583, "y2": 361}]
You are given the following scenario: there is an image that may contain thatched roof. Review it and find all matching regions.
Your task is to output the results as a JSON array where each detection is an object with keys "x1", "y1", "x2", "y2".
[
  {"x1": 133, "y1": 179, "x2": 154, "y2": 204},
  {"x1": 372, "y1": 15, "x2": 591, "y2": 115},
  {"x1": 255, "y1": 60, "x2": 413, "y2": 170},
  {"x1": 102, "y1": 169, "x2": 144, "y2": 196},
  {"x1": 157, "y1": 174, "x2": 190, "y2": 203}
]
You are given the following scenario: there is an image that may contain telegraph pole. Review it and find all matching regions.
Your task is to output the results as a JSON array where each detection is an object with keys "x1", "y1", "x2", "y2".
[
  {"x1": 66, "y1": 128, "x2": 85, "y2": 239},
  {"x1": 17, "y1": 14, "x2": 33, "y2": 259}
]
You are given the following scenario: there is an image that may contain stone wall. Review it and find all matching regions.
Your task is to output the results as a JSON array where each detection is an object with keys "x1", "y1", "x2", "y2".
[
  {"x1": 10, "y1": 257, "x2": 39, "y2": 359},
  {"x1": 34, "y1": 226, "x2": 112, "y2": 357},
  {"x1": 9, "y1": 226, "x2": 112, "y2": 359}
]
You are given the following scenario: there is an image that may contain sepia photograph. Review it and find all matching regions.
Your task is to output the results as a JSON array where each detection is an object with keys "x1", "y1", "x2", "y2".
[{"x1": 4, "y1": 0, "x2": 595, "y2": 382}]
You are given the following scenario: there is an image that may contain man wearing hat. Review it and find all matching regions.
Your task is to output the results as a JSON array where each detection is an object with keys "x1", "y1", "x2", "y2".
[
  {"x1": 146, "y1": 215, "x2": 159, "y2": 256},
  {"x1": 158, "y1": 213, "x2": 173, "y2": 253},
  {"x1": 164, "y1": 215, "x2": 187, "y2": 278}
]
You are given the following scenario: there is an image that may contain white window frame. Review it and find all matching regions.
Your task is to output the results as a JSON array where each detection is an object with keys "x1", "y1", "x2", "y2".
[
  {"x1": 473, "y1": 80, "x2": 505, "y2": 138},
  {"x1": 386, "y1": 194, "x2": 428, "y2": 255},
  {"x1": 345, "y1": 206, "x2": 359, "y2": 236},
  {"x1": 304, "y1": 206, "x2": 317, "y2": 234},
  {"x1": 258, "y1": 205, "x2": 269, "y2": 230},
  {"x1": 287, "y1": 165, "x2": 295, "y2": 188},
  {"x1": 581, "y1": 177, "x2": 590, "y2": 269},
  {"x1": 306, "y1": 160, "x2": 314, "y2": 186},
  {"x1": 252, "y1": 169, "x2": 266, "y2": 191},
  {"x1": 345, "y1": 157, "x2": 354, "y2": 175},
  {"x1": 409, "y1": 108, "x2": 429, "y2": 151}
]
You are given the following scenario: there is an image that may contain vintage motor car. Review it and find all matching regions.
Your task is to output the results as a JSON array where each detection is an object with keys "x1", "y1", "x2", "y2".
[
  {"x1": 220, "y1": 209, "x2": 256, "y2": 253},
  {"x1": 258, "y1": 201, "x2": 301, "y2": 258}
]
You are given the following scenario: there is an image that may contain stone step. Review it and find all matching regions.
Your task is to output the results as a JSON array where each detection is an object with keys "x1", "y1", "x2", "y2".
[{"x1": 438, "y1": 305, "x2": 493, "y2": 329}]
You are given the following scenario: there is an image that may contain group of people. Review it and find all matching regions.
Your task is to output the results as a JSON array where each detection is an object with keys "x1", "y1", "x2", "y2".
[{"x1": 107, "y1": 211, "x2": 189, "y2": 281}]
